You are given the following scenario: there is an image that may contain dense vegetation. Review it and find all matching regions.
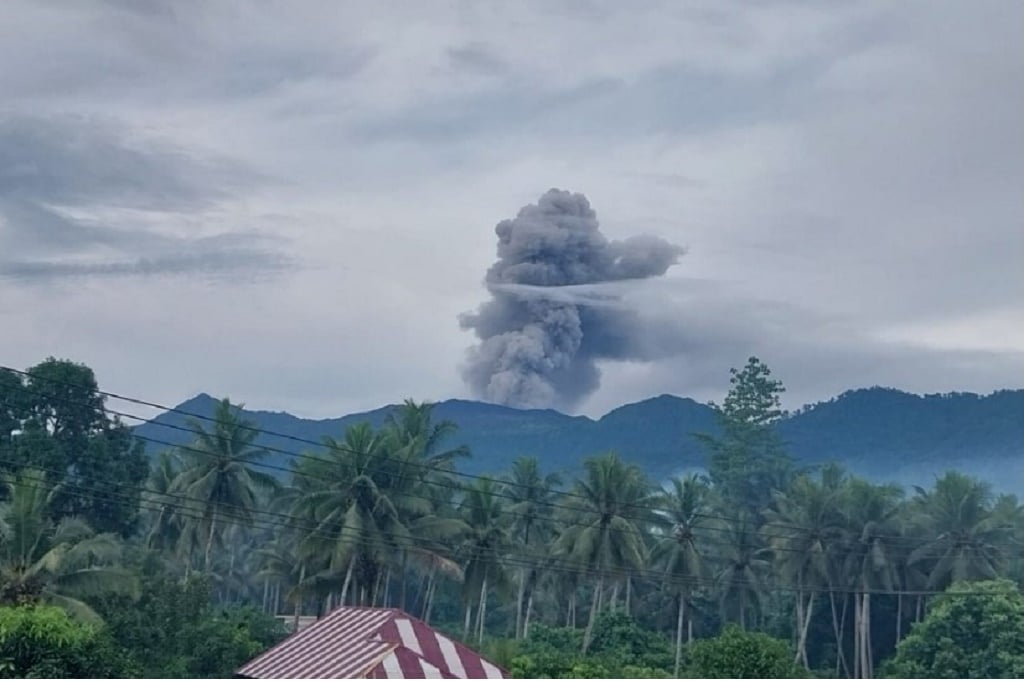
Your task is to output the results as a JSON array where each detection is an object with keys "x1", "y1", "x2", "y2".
[
  {"x1": 135, "y1": 384, "x2": 1024, "y2": 484},
  {"x1": 1, "y1": 356, "x2": 1023, "y2": 677}
]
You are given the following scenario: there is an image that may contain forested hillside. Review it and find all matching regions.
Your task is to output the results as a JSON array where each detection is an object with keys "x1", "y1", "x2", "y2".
[{"x1": 137, "y1": 386, "x2": 1024, "y2": 486}]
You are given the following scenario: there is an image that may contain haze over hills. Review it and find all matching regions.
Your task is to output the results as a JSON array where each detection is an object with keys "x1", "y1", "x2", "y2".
[{"x1": 133, "y1": 387, "x2": 1024, "y2": 490}]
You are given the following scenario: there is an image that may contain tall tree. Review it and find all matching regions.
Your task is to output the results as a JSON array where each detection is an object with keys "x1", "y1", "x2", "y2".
[
  {"x1": 555, "y1": 452, "x2": 655, "y2": 653},
  {"x1": 382, "y1": 401, "x2": 468, "y2": 612},
  {"x1": 909, "y1": 471, "x2": 1009, "y2": 589},
  {"x1": 503, "y1": 456, "x2": 562, "y2": 639},
  {"x1": 459, "y1": 477, "x2": 509, "y2": 644},
  {"x1": 764, "y1": 469, "x2": 845, "y2": 669},
  {"x1": 292, "y1": 423, "x2": 410, "y2": 610},
  {"x1": 713, "y1": 512, "x2": 768, "y2": 632},
  {"x1": 5, "y1": 359, "x2": 148, "y2": 536},
  {"x1": 840, "y1": 478, "x2": 903, "y2": 679},
  {"x1": 698, "y1": 357, "x2": 794, "y2": 518},
  {"x1": 169, "y1": 398, "x2": 276, "y2": 571},
  {"x1": 652, "y1": 474, "x2": 711, "y2": 674}
]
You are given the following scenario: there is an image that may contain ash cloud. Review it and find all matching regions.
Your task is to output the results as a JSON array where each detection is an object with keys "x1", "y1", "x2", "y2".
[{"x1": 460, "y1": 189, "x2": 684, "y2": 409}]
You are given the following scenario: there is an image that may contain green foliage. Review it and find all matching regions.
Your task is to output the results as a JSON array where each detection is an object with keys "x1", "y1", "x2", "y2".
[
  {"x1": 0, "y1": 605, "x2": 137, "y2": 678},
  {"x1": 0, "y1": 470, "x2": 139, "y2": 622},
  {"x1": 94, "y1": 573, "x2": 286, "y2": 678},
  {"x1": 882, "y1": 580, "x2": 1024, "y2": 678},
  {"x1": 0, "y1": 358, "x2": 148, "y2": 536},
  {"x1": 508, "y1": 612, "x2": 673, "y2": 678},
  {"x1": 686, "y1": 625, "x2": 808, "y2": 678}
]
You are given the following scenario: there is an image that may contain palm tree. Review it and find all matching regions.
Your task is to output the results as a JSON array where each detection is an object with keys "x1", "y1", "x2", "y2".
[
  {"x1": 459, "y1": 477, "x2": 510, "y2": 644},
  {"x1": 763, "y1": 469, "x2": 845, "y2": 669},
  {"x1": 382, "y1": 401, "x2": 468, "y2": 611},
  {"x1": 712, "y1": 511, "x2": 767, "y2": 632},
  {"x1": 293, "y1": 423, "x2": 411, "y2": 609},
  {"x1": 503, "y1": 456, "x2": 563, "y2": 639},
  {"x1": 652, "y1": 474, "x2": 711, "y2": 675},
  {"x1": 0, "y1": 470, "x2": 138, "y2": 622},
  {"x1": 839, "y1": 478, "x2": 903, "y2": 679},
  {"x1": 254, "y1": 535, "x2": 312, "y2": 629},
  {"x1": 909, "y1": 471, "x2": 1010, "y2": 589},
  {"x1": 170, "y1": 398, "x2": 277, "y2": 571},
  {"x1": 143, "y1": 451, "x2": 183, "y2": 555},
  {"x1": 555, "y1": 452, "x2": 655, "y2": 653}
]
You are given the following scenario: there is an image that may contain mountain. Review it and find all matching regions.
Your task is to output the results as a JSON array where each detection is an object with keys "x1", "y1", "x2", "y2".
[{"x1": 133, "y1": 387, "x2": 1024, "y2": 489}]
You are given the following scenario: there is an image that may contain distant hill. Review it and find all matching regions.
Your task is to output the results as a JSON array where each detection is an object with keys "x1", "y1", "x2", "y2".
[{"x1": 133, "y1": 387, "x2": 1024, "y2": 489}]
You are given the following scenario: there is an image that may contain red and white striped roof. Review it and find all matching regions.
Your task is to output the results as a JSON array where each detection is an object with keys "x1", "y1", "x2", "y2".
[{"x1": 237, "y1": 607, "x2": 509, "y2": 679}]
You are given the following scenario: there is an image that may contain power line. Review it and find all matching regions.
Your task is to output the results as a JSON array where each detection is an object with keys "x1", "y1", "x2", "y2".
[
  {"x1": 0, "y1": 461, "x2": 1009, "y2": 600},
  {"x1": 4, "y1": 366, "x2": 997, "y2": 550},
  {"x1": 3, "y1": 386, "x2": 994, "y2": 562}
]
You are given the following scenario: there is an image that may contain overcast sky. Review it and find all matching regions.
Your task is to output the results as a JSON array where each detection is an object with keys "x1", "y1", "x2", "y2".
[{"x1": 1, "y1": 0, "x2": 1021, "y2": 420}]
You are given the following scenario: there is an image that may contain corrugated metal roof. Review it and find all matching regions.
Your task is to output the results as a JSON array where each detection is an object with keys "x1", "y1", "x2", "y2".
[{"x1": 237, "y1": 607, "x2": 509, "y2": 679}]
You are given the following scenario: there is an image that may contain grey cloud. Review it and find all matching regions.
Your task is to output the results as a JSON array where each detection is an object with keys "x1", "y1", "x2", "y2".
[
  {"x1": 0, "y1": 114, "x2": 292, "y2": 281},
  {"x1": 583, "y1": 278, "x2": 1024, "y2": 416},
  {"x1": 352, "y1": 52, "x2": 830, "y2": 146},
  {"x1": 0, "y1": 114, "x2": 238, "y2": 209},
  {"x1": 1, "y1": 2, "x2": 370, "y2": 103},
  {"x1": 0, "y1": 247, "x2": 290, "y2": 281},
  {"x1": 446, "y1": 43, "x2": 508, "y2": 76},
  {"x1": 460, "y1": 189, "x2": 684, "y2": 409}
]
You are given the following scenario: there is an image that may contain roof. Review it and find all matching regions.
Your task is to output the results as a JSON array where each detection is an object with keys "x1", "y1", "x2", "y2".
[{"x1": 237, "y1": 607, "x2": 509, "y2": 679}]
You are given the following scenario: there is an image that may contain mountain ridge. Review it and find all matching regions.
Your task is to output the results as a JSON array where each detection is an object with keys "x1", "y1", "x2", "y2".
[{"x1": 134, "y1": 386, "x2": 1024, "y2": 489}]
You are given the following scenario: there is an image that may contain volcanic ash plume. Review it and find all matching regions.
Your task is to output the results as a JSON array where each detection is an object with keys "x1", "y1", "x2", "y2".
[{"x1": 459, "y1": 188, "x2": 684, "y2": 409}]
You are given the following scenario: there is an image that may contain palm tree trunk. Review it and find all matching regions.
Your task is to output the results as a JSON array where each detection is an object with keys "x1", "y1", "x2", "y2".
[
  {"x1": 418, "y1": 567, "x2": 433, "y2": 616},
  {"x1": 400, "y1": 552, "x2": 409, "y2": 611},
  {"x1": 293, "y1": 563, "x2": 306, "y2": 632},
  {"x1": 675, "y1": 592, "x2": 686, "y2": 677},
  {"x1": 864, "y1": 593, "x2": 873, "y2": 679},
  {"x1": 688, "y1": 617, "x2": 694, "y2": 645},
  {"x1": 853, "y1": 592, "x2": 861, "y2": 679},
  {"x1": 515, "y1": 567, "x2": 526, "y2": 638},
  {"x1": 915, "y1": 595, "x2": 923, "y2": 622},
  {"x1": 524, "y1": 591, "x2": 535, "y2": 638},
  {"x1": 262, "y1": 579, "x2": 270, "y2": 612},
  {"x1": 204, "y1": 514, "x2": 217, "y2": 571},
  {"x1": 422, "y1": 569, "x2": 436, "y2": 621},
  {"x1": 625, "y1": 575, "x2": 632, "y2": 615},
  {"x1": 855, "y1": 591, "x2": 874, "y2": 679},
  {"x1": 582, "y1": 573, "x2": 604, "y2": 654},
  {"x1": 463, "y1": 603, "x2": 473, "y2": 639},
  {"x1": 382, "y1": 566, "x2": 392, "y2": 607},
  {"x1": 831, "y1": 591, "x2": 849, "y2": 678},
  {"x1": 610, "y1": 581, "x2": 620, "y2": 611},
  {"x1": 477, "y1": 575, "x2": 488, "y2": 644},
  {"x1": 896, "y1": 592, "x2": 903, "y2": 642},
  {"x1": 739, "y1": 590, "x2": 747, "y2": 630},
  {"x1": 794, "y1": 589, "x2": 802, "y2": 663},
  {"x1": 798, "y1": 592, "x2": 815, "y2": 669},
  {"x1": 372, "y1": 568, "x2": 384, "y2": 607},
  {"x1": 228, "y1": 549, "x2": 236, "y2": 603},
  {"x1": 340, "y1": 555, "x2": 355, "y2": 607}
]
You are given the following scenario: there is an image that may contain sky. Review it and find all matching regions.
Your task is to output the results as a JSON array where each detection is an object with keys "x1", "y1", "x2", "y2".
[{"x1": 1, "y1": 0, "x2": 1022, "y2": 420}]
